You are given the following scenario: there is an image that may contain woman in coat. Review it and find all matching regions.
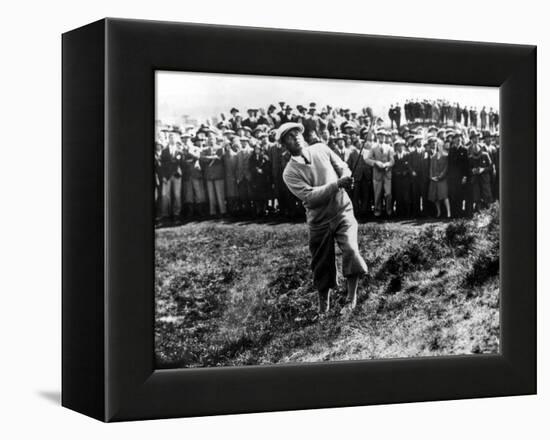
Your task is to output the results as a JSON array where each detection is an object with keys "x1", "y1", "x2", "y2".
[{"x1": 428, "y1": 138, "x2": 451, "y2": 218}]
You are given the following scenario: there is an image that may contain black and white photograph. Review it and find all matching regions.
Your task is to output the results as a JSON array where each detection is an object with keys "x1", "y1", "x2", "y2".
[{"x1": 154, "y1": 71, "x2": 500, "y2": 369}]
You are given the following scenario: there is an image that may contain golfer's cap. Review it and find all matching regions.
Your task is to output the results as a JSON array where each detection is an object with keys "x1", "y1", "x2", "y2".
[{"x1": 276, "y1": 122, "x2": 304, "y2": 142}]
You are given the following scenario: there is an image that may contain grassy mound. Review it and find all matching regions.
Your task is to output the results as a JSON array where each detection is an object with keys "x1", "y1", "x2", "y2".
[{"x1": 155, "y1": 204, "x2": 500, "y2": 368}]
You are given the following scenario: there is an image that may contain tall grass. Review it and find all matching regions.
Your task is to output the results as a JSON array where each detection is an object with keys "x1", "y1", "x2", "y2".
[{"x1": 155, "y1": 204, "x2": 500, "y2": 368}]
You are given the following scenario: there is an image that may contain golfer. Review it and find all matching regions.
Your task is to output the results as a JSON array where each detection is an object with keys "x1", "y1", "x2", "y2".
[{"x1": 279, "y1": 122, "x2": 368, "y2": 314}]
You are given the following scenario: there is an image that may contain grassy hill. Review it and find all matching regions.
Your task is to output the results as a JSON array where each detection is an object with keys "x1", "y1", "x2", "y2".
[{"x1": 155, "y1": 204, "x2": 500, "y2": 368}]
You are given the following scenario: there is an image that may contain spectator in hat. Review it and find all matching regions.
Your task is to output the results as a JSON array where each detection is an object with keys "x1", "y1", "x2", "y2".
[
  {"x1": 257, "y1": 107, "x2": 273, "y2": 128},
  {"x1": 334, "y1": 135, "x2": 350, "y2": 162},
  {"x1": 455, "y1": 103, "x2": 462, "y2": 124},
  {"x1": 394, "y1": 103, "x2": 402, "y2": 129},
  {"x1": 347, "y1": 129, "x2": 373, "y2": 218},
  {"x1": 481, "y1": 131, "x2": 498, "y2": 202},
  {"x1": 407, "y1": 135, "x2": 425, "y2": 216},
  {"x1": 249, "y1": 143, "x2": 271, "y2": 216},
  {"x1": 181, "y1": 135, "x2": 208, "y2": 219},
  {"x1": 267, "y1": 104, "x2": 280, "y2": 128},
  {"x1": 279, "y1": 122, "x2": 368, "y2": 313},
  {"x1": 467, "y1": 130, "x2": 493, "y2": 212},
  {"x1": 242, "y1": 109, "x2": 259, "y2": 131},
  {"x1": 277, "y1": 102, "x2": 286, "y2": 122},
  {"x1": 160, "y1": 132, "x2": 184, "y2": 222},
  {"x1": 470, "y1": 107, "x2": 478, "y2": 128},
  {"x1": 236, "y1": 136, "x2": 254, "y2": 216},
  {"x1": 428, "y1": 138, "x2": 451, "y2": 218},
  {"x1": 279, "y1": 105, "x2": 294, "y2": 125},
  {"x1": 480, "y1": 106, "x2": 487, "y2": 130},
  {"x1": 303, "y1": 106, "x2": 319, "y2": 141},
  {"x1": 366, "y1": 129, "x2": 394, "y2": 217},
  {"x1": 392, "y1": 137, "x2": 411, "y2": 218},
  {"x1": 447, "y1": 132, "x2": 469, "y2": 217},
  {"x1": 228, "y1": 108, "x2": 241, "y2": 132},
  {"x1": 488, "y1": 108, "x2": 495, "y2": 131},
  {"x1": 200, "y1": 139, "x2": 227, "y2": 218},
  {"x1": 223, "y1": 136, "x2": 240, "y2": 215}
]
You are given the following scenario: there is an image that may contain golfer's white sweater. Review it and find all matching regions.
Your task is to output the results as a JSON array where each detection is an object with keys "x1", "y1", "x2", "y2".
[{"x1": 283, "y1": 143, "x2": 352, "y2": 226}]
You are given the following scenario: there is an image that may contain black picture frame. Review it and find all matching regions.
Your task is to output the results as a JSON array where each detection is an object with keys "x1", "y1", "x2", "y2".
[{"x1": 62, "y1": 18, "x2": 536, "y2": 422}]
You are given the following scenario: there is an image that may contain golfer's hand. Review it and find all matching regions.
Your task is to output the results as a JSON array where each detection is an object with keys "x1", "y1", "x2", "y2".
[{"x1": 338, "y1": 176, "x2": 353, "y2": 189}]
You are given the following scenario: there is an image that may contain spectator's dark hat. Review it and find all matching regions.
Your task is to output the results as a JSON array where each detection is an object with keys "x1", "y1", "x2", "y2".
[
  {"x1": 276, "y1": 122, "x2": 304, "y2": 142},
  {"x1": 230, "y1": 107, "x2": 239, "y2": 114},
  {"x1": 309, "y1": 102, "x2": 316, "y2": 107},
  {"x1": 268, "y1": 104, "x2": 276, "y2": 112},
  {"x1": 279, "y1": 101, "x2": 285, "y2": 107}
]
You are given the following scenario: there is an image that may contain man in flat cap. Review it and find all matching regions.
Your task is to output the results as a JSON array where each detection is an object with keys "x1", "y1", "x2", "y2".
[{"x1": 279, "y1": 122, "x2": 368, "y2": 314}]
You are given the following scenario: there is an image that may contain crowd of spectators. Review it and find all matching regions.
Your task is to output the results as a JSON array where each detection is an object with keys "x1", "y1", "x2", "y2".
[{"x1": 155, "y1": 101, "x2": 499, "y2": 225}]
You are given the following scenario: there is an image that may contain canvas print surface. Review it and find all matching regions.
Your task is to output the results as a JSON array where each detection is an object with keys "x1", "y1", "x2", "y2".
[{"x1": 154, "y1": 71, "x2": 500, "y2": 369}]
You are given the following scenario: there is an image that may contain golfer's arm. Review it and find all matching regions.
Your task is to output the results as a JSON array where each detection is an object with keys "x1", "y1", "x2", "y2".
[
  {"x1": 283, "y1": 172, "x2": 339, "y2": 209},
  {"x1": 326, "y1": 146, "x2": 351, "y2": 178}
]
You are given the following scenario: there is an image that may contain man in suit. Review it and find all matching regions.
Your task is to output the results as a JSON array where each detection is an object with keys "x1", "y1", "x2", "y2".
[
  {"x1": 228, "y1": 108, "x2": 241, "y2": 132},
  {"x1": 366, "y1": 129, "x2": 394, "y2": 217},
  {"x1": 236, "y1": 136, "x2": 254, "y2": 216},
  {"x1": 394, "y1": 103, "x2": 402, "y2": 129},
  {"x1": 279, "y1": 122, "x2": 367, "y2": 314},
  {"x1": 347, "y1": 134, "x2": 372, "y2": 218},
  {"x1": 407, "y1": 134, "x2": 425, "y2": 217},
  {"x1": 242, "y1": 109, "x2": 259, "y2": 131},
  {"x1": 447, "y1": 132, "x2": 469, "y2": 217},
  {"x1": 160, "y1": 131, "x2": 184, "y2": 222},
  {"x1": 303, "y1": 105, "x2": 319, "y2": 141},
  {"x1": 391, "y1": 138, "x2": 411, "y2": 218}
]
